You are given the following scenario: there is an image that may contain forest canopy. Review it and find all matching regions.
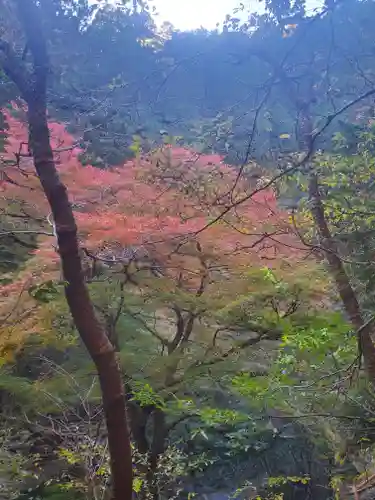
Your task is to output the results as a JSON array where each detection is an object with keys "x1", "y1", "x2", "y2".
[{"x1": 2, "y1": 0, "x2": 375, "y2": 500}]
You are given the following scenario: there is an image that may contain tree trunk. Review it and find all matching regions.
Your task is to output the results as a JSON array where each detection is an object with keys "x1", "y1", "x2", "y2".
[
  {"x1": 27, "y1": 101, "x2": 133, "y2": 500},
  {"x1": 0, "y1": 1, "x2": 133, "y2": 498},
  {"x1": 308, "y1": 173, "x2": 375, "y2": 382},
  {"x1": 125, "y1": 390, "x2": 167, "y2": 500},
  {"x1": 147, "y1": 408, "x2": 167, "y2": 500},
  {"x1": 32, "y1": 96, "x2": 132, "y2": 500},
  {"x1": 125, "y1": 390, "x2": 150, "y2": 456},
  {"x1": 294, "y1": 93, "x2": 375, "y2": 382}
]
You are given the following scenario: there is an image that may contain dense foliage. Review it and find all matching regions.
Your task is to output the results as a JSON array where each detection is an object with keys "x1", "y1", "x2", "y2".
[{"x1": 2, "y1": 0, "x2": 375, "y2": 499}]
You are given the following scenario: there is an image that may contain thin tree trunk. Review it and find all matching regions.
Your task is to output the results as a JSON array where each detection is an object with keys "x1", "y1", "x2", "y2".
[
  {"x1": 28, "y1": 99, "x2": 133, "y2": 500},
  {"x1": 0, "y1": 1, "x2": 133, "y2": 498},
  {"x1": 294, "y1": 93, "x2": 375, "y2": 382},
  {"x1": 308, "y1": 173, "x2": 375, "y2": 382},
  {"x1": 125, "y1": 384, "x2": 151, "y2": 455},
  {"x1": 147, "y1": 408, "x2": 167, "y2": 500}
]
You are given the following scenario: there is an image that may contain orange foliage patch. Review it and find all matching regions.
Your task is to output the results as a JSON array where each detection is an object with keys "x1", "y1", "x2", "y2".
[
  {"x1": 0, "y1": 107, "x2": 315, "y2": 352},
  {"x1": 1, "y1": 108, "x2": 302, "y2": 260}
]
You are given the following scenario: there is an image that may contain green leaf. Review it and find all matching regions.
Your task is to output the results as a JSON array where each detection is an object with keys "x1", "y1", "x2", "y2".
[
  {"x1": 28, "y1": 280, "x2": 61, "y2": 303},
  {"x1": 133, "y1": 477, "x2": 143, "y2": 493}
]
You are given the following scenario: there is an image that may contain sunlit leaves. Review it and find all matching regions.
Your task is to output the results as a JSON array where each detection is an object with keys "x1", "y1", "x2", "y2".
[
  {"x1": 232, "y1": 374, "x2": 271, "y2": 402},
  {"x1": 199, "y1": 407, "x2": 248, "y2": 426},
  {"x1": 131, "y1": 381, "x2": 165, "y2": 408},
  {"x1": 58, "y1": 448, "x2": 80, "y2": 465},
  {"x1": 268, "y1": 475, "x2": 310, "y2": 487},
  {"x1": 28, "y1": 280, "x2": 62, "y2": 304},
  {"x1": 132, "y1": 477, "x2": 143, "y2": 493}
]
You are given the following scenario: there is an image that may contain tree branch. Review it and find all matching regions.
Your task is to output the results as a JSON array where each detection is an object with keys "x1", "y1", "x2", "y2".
[
  {"x1": 0, "y1": 230, "x2": 53, "y2": 237},
  {"x1": 0, "y1": 38, "x2": 31, "y2": 98}
]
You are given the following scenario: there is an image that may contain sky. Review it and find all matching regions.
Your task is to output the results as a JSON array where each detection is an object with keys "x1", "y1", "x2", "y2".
[
  {"x1": 151, "y1": 0, "x2": 252, "y2": 31},
  {"x1": 151, "y1": 0, "x2": 321, "y2": 31}
]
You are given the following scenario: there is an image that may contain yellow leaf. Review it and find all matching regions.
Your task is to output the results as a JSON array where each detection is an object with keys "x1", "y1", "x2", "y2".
[{"x1": 279, "y1": 133, "x2": 290, "y2": 139}]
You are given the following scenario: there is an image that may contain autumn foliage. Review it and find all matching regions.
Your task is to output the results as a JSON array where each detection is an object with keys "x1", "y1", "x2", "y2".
[{"x1": 0, "y1": 106, "x2": 317, "y2": 354}]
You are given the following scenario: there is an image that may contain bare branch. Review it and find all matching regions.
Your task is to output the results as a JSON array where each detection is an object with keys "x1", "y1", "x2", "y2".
[{"x1": 0, "y1": 229, "x2": 53, "y2": 237}]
